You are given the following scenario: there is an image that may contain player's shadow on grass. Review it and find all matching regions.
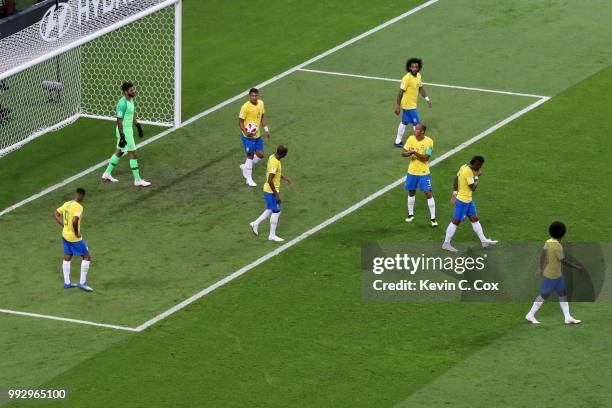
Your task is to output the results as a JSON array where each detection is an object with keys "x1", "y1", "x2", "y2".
[{"x1": 113, "y1": 148, "x2": 240, "y2": 213}]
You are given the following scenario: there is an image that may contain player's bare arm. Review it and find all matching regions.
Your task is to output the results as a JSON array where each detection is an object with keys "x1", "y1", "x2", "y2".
[
  {"x1": 53, "y1": 211, "x2": 63, "y2": 227},
  {"x1": 419, "y1": 86, "x2": 432, "y2": 108},
  {"x1": 268, "y1": 173, "x2": 280, "y2": 203},
  {"x1": 401, "y1": 148, "x2": 414, "y2": 157},
  {"x1": 72, "y1": 216, "x2": 80, "y2": 238},
  {"x1": 238, "y1": 118, "x2": 249, "y2": 135},
  {"x1": 561, "y1": 257, "x2": 583, "y2": 271},
  {"x1": 261, "y1": 114, "x2": 270, "y2": 140},
  {"x1": 412, "y1": 151, "x2": 430, "y2": 162},
  {"x1": 395, "y1": 89, "x2": 404, "y2": 115}
]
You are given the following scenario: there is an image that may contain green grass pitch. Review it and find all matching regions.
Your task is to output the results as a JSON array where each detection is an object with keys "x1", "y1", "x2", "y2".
[{"x1": 1, "y1": 0, "x2": 612, "y2": 407}]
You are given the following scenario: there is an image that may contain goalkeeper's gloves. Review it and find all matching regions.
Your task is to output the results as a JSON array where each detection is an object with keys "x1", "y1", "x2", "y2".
[
  {"x1": 136, "y1": 123, "x2": 144, "y2": 138},
  {"x1": 118, "y1": 133, "x2": 127, "y2": 148}
]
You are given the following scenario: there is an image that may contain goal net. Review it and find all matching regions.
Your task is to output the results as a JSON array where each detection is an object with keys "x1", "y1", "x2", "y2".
[{"x1": 0, "y1": 0, "x2": 181, "y2": 157}]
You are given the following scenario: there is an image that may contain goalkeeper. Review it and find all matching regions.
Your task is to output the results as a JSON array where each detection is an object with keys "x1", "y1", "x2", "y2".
[{"x1": 102, "y1": 82, "x2": 151, "y2": 186}]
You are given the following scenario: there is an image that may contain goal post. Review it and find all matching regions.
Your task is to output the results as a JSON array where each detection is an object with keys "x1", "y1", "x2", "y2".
[{"x1": 0, "y1": 0, "x2": 182, "y2": 157}]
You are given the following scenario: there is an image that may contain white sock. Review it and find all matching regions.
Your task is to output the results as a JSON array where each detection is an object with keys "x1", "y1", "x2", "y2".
[
  {"x1": 269, "y1": 212, "x2": 281, "y2": 237},
  {"x1": 395, "y1": 123, "x2": 406, "y2": 144},
  {"x1": 427, "y1": 197, "x2": 436, "y2": 219},
  {"x1": 80, "y1": 260, "x2": 90, "y2": 285},
  {"x1": 527, "y1": 296, "x2": 544, "y2": 317},
  {"x1": 471, "y1": 221, "x2": 487, "y2": 242},
  {"x1": 243, "y1": 158, "x2": 254, "y2": 181},
  {"x1": 62, "y1": 260, "x2": 71, "y2": 285},
  {"x1": 444, "y1": 223, "x2": 457, "y2": 243},
  {"x1": 407, "y1": 195, "x2": 415, "y2": 215},
  {"x1": 253, "y1": 156, "x2": 261, "y2": 165},
  {"x1": 254, "y1": 209, "x2": 271, "y2": 226},
  {"x1": 559, "y1": 299, "x2": 571, "y2": 319}
]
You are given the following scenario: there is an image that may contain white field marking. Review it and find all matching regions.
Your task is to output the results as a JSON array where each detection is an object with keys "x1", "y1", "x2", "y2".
[
  {"x1": 79, "y1": 113, "x2": 173, "y2": 128},
  {"x1": 0, "y1": 0, "x2": 440, "y2": 219},
  {"x1": 134, "y1": 95, "x2": 551, "y2": 332},
  {"x1": 0, "y1": 95, "x2": 550, "y2": 332},
  {"x1": 0, "y1": 308, "x2": 138, "y2": 332},
  {"x1": 298, "y1": 68, "x2": 550, "y2": 99}
]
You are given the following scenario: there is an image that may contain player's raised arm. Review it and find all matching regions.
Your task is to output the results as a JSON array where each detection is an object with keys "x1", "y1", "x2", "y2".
[{"x1": 411, "y1": 150, "x2": 430, "y2": 163}]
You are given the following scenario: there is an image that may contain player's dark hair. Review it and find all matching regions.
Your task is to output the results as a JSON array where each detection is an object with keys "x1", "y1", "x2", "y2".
[
  {"x1": 406, "y1": 57, "x2": 423, "y2": 71},
  {"x1": 276, "y1": 144, "x2": 288, "y2": 157},
  {"x1": 470, "y1": 155, "x2": 485, "y2": 165},
  {"x1": 549, "y1": 221, "x2": 566, "y2": 239},
  {"x1": 76, "y1": 188, "x2": 86, "y2": 196},
  {"x1": 417, "y1": 123, "x2": 427, "y2": 131},
  {"x1": 122, "y1": 82, "x2": 134, "y2": 92},
  {"x1": 249, "y1": 88, "x2": 259, "y2": 94}
]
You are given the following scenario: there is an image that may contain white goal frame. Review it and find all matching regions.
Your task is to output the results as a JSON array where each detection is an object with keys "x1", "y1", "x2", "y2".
[{"x1": 0, "y1": 0, "x2": 182, "y2": 156}]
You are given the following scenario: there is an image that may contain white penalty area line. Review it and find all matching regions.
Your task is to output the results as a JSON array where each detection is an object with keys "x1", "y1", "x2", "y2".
[
  {"x1": 0, "y1": 308, "x2": 139, "y2": 332},
  {"x1": 134, "y1": 95, "x2": 551, "y2": 332},
  {"x1": 298, "y1": 68, "x2": 550, "y2": 99},
  {"x1": 0, "y1": 0, "x2": 440, "y2": 219}
]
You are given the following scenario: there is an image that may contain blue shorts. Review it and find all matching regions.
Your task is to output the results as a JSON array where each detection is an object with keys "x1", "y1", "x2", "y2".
[
  {"x1": 453, "y1": 199, "x2": 477, "y2": 221},
  {"x1": 402, "y1": 109, "x2": 420, "y2": 126},
  {"x1": 240, "y1": 133, "x2": 264, "y2": 154},
  {"x1": 62, "y1": 238, "x2": 90, "y2": 256},
  {"x1": 405, "y1": 174, "x2": 432, "y2": 192},
  {"x1": 540, "y1": 276, "x2": 566, "y2": 295},
  {"x1": 264, "y1": 192, "x2": 281, "y2": 213}
]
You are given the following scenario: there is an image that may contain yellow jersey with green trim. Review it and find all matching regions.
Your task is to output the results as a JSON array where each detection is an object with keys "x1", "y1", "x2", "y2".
[
  {"x1": 456, "y1": 165, "x2": 476, "y2": 203},
  {"x1": 56, "y1": 201, "x2": 84, "y2": 242},
  {"x1": 400, "y1": 72, "x2": 422, "y2": 110},
  {"x1": 239, "y1": 100, "x2": 265, "y2": 138},
  {"x1": 404, "y1": 135, "x2": 433, "y2": 175},
  {"x1": 263, "y1": 154, "x2": 282, "y2": 194},
  {"x1": 543, "y1": 238, "x2": 564, "y2": 279}
]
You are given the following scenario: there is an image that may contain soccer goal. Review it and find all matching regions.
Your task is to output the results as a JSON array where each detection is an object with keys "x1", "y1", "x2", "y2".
[{"x1": 0, "y1": 0, "x2": 182, "y2": 157}]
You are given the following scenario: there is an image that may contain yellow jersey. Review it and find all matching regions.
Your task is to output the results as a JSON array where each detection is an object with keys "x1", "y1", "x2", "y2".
[
  {"x1": 239, "y1": 100, "x2": 265, "y2": 138},
  {"x1": 263, "y1": 154, "x2": 282, "y2": 194},
  {"x1": 543, "y1": 239, "x2": 564, "y2": 279},
  {"x1": 56, "y1": 200, "x2": 84, "y2": 242},
  {"x1": 404, "y1": 135, "x2": 433, "y2": 175},
  {"x1": 400, "y1": 72, "x2": 422, "y2": 110},
  {"x1": 456, "y1": 165, "x2": 476, "y2": 203}
]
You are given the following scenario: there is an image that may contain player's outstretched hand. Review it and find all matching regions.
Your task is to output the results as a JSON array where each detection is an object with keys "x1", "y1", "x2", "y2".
[
  {"x1": 394, "y1": 105, "x2": 401, "y2": 116},
  {"x1": 427, "y1": 100, "x2": 433, "y2": 108},
  {"x1": 265, "y1": 130, "x2": 271, "y2": 140},
  {"x1": 534, "y1": 269, "x2": 542, "y2": 277},
  {"x1": 283, "y1": 176, "x2": 291, "y2": 186},
  {"x1": 118, "y1": 133, "x2": 127, "y2": 148},
  {"x1": 136, "y1": 123, "x2": 144, "y2": 138}
]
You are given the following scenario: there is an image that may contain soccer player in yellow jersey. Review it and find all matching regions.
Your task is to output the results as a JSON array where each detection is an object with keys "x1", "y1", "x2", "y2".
[
  {"x1": 239, "y1": 88, "x2": 271, "y2": 187},
  {"x1": 401, "y1": 123, "x2": 437, "y2": 226},
  {"x1": 250, "y1": 145, "x2": 291, "y2": 242},
  {"x1": 442, "y1": 156, "x2": 497, "y2": 252},
  {"x1": 394, "y1": 58, "x2": 432, "y2": 147},
  {"x1": 53, "y1": 188, "x2": 93, "y2": 292},
  {"x1": 526, "y1": 222, "x2": 583, "y2": 324}
]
